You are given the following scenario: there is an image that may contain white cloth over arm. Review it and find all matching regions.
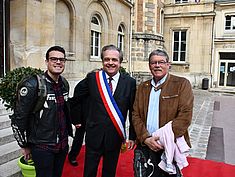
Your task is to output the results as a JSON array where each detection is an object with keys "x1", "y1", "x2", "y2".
[{"x1": 152, "y1": 121, "x2": 190, "y2": 174}]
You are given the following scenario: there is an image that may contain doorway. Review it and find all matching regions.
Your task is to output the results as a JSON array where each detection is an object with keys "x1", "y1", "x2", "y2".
[{"x1": 219, "y1": 53, "x2": 235, "y2": 87}]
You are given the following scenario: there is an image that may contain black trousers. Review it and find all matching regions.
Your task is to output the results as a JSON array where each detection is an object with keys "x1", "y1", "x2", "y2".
[
  {"x1": 83, "y1": 139, "x2": 121, "y2": 177},
  {"x1": 31, "y1": 145, "x2": 68, "y2": 177},
  {"x1": 134, "y1": 145, "x2": 178, "y2": 177},
  {"x1": 68, "y1": 126, "x2": 85, "y2": 160}
]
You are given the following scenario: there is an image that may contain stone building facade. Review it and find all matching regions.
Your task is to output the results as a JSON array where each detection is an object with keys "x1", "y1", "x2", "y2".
[
  {"x1": 163, "y1": 0, "x2": 215, "y2": 88},
  {"x1": 132, "y1": 0, "x2": 215, "y2": 87},
  {"x1": 212, "y1": 0, "x2": 235, "y2": 89},
  {"x1": 9, "y1": 0, "x2": 133, "y2": 89},
  {"x1": 131, "y1": 0, "x2": 164, "y2": 83},
  {"x1": 1, "y1": 0, "x2": 235, "y2": 89}
]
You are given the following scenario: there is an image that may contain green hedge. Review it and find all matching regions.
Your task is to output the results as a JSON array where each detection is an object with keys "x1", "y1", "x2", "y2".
[{"x1": 0, "y1": 67, "x2": 43, "y2": 110}]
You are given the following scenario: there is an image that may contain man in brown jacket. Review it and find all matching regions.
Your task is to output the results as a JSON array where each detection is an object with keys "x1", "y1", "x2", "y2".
[{"x1": 132, "y1": 49, "x2": 194, "y2": 177}]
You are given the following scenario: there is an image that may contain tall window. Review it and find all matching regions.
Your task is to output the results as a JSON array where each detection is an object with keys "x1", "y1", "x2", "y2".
[
  {"x1": 90, "y1": 16, "x2": 101, "y2": 58},
  {"x1": 175, "y1": 0, "x2": 188, "y2": 3},
  {"x1": 117, "y1": 25, "x2": 124, "y2": 51},
  {"x1": 172, "y1": 31, "x2": 186, "y2": 62},
  {"x1": 56, "y1": 0, "x2": 71, "y2": 52},
  {"x1": 225, "y1": 15, "x2": 235, "y2": 31}
]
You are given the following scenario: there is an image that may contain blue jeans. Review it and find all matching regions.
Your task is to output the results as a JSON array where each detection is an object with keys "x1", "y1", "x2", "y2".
[{"x1": 31, "y1": 146, "x2": 68, "y2": 177}]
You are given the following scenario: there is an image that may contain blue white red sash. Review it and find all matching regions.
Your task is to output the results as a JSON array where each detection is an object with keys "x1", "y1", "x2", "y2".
[{"x1": 95, "y1": 70, "x2": 126, "y2": 140}]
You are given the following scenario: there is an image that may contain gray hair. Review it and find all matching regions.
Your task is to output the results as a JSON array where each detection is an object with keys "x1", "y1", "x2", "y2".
[
  {"x1": 148, "y1": 49, "x2": 169, "y2": 63},
  {"x1": 101, "y1": 44, "x2": 123, "y2": 63}
]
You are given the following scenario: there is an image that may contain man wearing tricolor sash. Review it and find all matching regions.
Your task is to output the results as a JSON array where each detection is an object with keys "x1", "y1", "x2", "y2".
[{"x1": 71, "y1": 44, "x2": 136, "y2": 177}]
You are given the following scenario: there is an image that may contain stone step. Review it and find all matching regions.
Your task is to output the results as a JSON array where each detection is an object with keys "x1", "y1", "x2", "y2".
[
  {"x1": 0, "y1": 99, "x2": 12, "y2": 116},
  {"x1": 0, "y1": 141, "x2": 21, "y2": 165},
  {"x1": 0, "y1": 101, "x2": 22, "y2": 177},
  {"x1": 0, "y1": 114, "x2": 11, "y2": 130},
  {"x1": 0, "y1": 108, "x2": 12, "y2": 116},
  {"x1": 0, "y1": 158, "x2": 22, "y2": 177},
  {"x1": 0, "y1": 127, "x2": 15, "y2": 146}
]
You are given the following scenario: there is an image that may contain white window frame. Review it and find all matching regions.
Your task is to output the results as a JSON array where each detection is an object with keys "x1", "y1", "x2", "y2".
[
  {"x1": 90, "y1": 16, "x2": 101, "y2": 59},
  {"x1": 117, "y1": 25, "x2": 124, "y2": 52},
  {"x1": 225, "y1": 14, "x2": 235, "y2": 31},
  {"x1": 172, "y1": 30, "x2": 187, "y2": 63},
  {"x1": 175, "y1": 0, "x2": 188, "y2": 4}
]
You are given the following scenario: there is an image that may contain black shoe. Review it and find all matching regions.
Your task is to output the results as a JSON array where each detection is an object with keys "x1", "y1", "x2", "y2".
[{"x1": 68, "y1": 156, "x2": 78, "y2": 166}]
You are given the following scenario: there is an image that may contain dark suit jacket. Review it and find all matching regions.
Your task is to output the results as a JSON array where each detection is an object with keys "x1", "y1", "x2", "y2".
[{"x1": 72, "y1": 71, "x2": 136, "y2": 150}]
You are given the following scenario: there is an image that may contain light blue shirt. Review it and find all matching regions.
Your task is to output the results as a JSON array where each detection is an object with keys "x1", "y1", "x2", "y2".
[{"x1": 147, "y1": 74, "x2": 167, "y2": 134}]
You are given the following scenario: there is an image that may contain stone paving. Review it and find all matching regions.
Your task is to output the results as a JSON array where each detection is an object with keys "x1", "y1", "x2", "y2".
[{"x1": 188, "y1": 89, "x2": 218, "y2": 159}]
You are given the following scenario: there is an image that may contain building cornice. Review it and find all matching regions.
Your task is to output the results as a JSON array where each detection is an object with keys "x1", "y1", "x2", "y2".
[
  {"x1": 132, "y1": 33, "x2": 164, "y2": 41},
  {"x1": 214, "y1": 37, "x2": 235, "y2": 42},
  {"x1": 215, "y1": 0, "x2": 235, "y2": 6},
  {"x1": 164, "y1": 12, "x2": 215, "y2": 18},
  {"x1": 164, "y1": 1, "x2": 214, "y2": 7}
]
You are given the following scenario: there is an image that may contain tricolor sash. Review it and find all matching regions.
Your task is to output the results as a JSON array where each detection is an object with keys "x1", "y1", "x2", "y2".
[{"x1": 95, "y1": 70, "x2": 126, "y2": 140}]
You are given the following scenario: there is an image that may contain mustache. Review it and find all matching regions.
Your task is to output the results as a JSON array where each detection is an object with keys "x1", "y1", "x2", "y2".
[{"x1": 152, "y1": 67, "x2": 162, "y2": 71}]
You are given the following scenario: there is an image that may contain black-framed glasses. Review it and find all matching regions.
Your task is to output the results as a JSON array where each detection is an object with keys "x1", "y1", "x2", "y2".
[
  {"x1": 150, "y1": 60, "x2": 168, "y2": 66},
  {"x1": 49, "y1": 57, "x2": 67, "y2": 63}
]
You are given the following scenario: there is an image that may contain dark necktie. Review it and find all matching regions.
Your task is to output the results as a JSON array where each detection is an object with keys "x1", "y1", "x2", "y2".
[{"x1": 108, "y1": 77, "x2": 113, "y2": 94}]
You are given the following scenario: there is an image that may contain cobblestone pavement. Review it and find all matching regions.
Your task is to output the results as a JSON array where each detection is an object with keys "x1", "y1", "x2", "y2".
[{"x1": 189, "y1": 89, "x2": 219, "y2": 159}]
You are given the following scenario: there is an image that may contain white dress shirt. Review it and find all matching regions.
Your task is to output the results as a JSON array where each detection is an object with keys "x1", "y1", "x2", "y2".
[{"x1": 105, "y1": 72, "x2": 120, "y2": 94}]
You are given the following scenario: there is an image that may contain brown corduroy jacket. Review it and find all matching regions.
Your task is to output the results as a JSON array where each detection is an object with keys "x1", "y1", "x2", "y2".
[{"x1": 132, "y1": 74, "x2": 194, "y2": 147}]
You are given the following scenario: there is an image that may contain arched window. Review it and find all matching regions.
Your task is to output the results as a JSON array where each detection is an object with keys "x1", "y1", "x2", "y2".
[
  {"x1": 56, "y1": 0, "x2": 71, "y2": 52},
  {"x1": 90, "y1": 16, "x2": 101, "y2": 58},
  {"x1": 117, "y1": 25, "x2": 124, "y2": 51}
]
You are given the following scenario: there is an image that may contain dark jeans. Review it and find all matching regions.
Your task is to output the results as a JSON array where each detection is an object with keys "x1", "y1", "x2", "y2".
[
  {"x1": 68, "y1": 126, "x2": 85, "y2": 160},
  {"x1": 31, "y1": 145, "x2": 68, "y2": 177},
  {"x1": 134, "y1": 145, "x2": 177, "y2": 177}
]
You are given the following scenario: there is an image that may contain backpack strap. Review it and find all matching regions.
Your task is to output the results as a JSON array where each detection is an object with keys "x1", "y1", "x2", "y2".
[
  {"x1": 33, "y1": 74, "x2": 47, "y2": 113},
  {"x1": 32, "y1": 75, "x2": 68, "y2": 113}
]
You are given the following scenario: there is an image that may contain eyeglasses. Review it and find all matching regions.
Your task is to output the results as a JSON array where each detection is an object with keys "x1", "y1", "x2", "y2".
[
  {"x1": 49, "y1": 57, "x2": 67, "y2": 63},
  {"x1": 150, "y1": 61, "x2": 168, "y2": 66}
]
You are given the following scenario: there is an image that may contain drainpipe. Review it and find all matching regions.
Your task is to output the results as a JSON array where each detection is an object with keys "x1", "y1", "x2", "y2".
[
  {"x1": 3, "y1": 0, "x2": 6, "y2": 75},
  {"x1": 210, "y1": 3, "x2": 216, "y2": 88},
  {"x1": 129, "y1": 0, "x2": 134, "y2": 77}
]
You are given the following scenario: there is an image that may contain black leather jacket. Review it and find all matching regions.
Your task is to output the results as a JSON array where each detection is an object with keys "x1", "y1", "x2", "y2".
[{"x1": 11, "y1": 73, "x2": 73, "y2": 148}]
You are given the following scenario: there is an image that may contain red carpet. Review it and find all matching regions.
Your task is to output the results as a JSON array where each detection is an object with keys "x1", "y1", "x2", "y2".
[{"x1": 62, "y1": 146, "x2": 235, "y2": 177}]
